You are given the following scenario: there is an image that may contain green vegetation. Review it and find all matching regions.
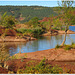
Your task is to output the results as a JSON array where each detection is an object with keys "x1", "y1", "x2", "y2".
[
  {"x1": 0, "y1": 6, "x2": 58, "y2": 23},
  {"x1": 64, "y1": 45, "x2": 72, "y2": 50},
  {"x1": 55, "y1": 43, "x2": 75, "y2": 50},
  {"x1": 17, "y1": 58, "x2": 63, "y2": 74},
  {"x1": 0, "y1": 12, "x2": 17, "y2": 29},
  {"x1": 0, "y1": 43, "x2": 9, "y2": 67},
  {"x1": 55, "y1": 44, "x2": 62, "y2": 49},
  {"x1": 0, "y1": 5, "x2": 75, "y2": 38},
  {"x1": 10, "y1": 53, "x2": 27, "y2": 60}
]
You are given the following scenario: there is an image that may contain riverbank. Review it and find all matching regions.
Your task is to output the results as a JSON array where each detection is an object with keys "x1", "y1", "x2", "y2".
[
  {"x1": 0, "y1": 30, "x2": 75, "y2": 42},
  {"x1": 0, "y1": 36, "x2": 36, "y2": 42},
  {"x1": 4, "y1": 58, "x2": 75, "y2": 74},
  {"x1": 2, "y1": 48, "x2": 75, "y2": 74},
  {"x1": 42, "y1": 30, "x2": 75, "y2": 36},
  {"x1": 14, "y1": 48, "x2": 75, "y2": 61}
]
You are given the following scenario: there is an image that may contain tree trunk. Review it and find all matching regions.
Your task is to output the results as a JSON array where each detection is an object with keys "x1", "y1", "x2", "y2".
[
  {"x1": 61, "y1": 26, "x2": 68, "y2": 46},
  {"x1": 49, "y1": 26, "x2": 52, "y2": 34}
]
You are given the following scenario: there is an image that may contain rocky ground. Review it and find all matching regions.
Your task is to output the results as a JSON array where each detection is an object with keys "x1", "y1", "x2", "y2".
[{"x1": 0, "y1": 48, "x2": 75, "y2": 74}]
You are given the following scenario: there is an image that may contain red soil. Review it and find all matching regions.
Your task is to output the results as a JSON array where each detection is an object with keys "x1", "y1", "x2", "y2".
[
  {"x1": 5, "y1": 58, "x2": 75, "y2": 74},
  {"x1": 0, "y1": 26, "x2": 17, "y2": 36},
  {"x1": 0, "y1": 67, "x2": 8, "y2": 74},
  {"x1": 6, "y1": 58, "x2": 40, "y2": 73},
  {"x1": 4, "y1": 48, "x2": 74, "y2": 74}
]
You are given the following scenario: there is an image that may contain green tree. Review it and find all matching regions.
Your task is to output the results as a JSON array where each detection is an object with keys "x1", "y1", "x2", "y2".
[
  {"x1": 57, "y1": 1, "x2": 74, "y2": 46},
  {"x1": 42, "y1": 20, "x2": 52, "y2": 32},
  {"x1": 27, "y1": 17, "x2": 40, "y2": 28},
  {"x1": 0, "y1": 12, "x2": 17, "y2": 29}
]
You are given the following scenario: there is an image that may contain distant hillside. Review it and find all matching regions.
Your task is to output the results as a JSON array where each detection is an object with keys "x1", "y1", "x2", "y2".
[{"x1": 0, "y1": 6, "x2": 58, "y2": 23}]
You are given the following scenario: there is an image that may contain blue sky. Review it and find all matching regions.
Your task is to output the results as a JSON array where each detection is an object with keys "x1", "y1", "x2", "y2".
[{"x1": 0, "y1": 1, "x2": 58, "y2": 7}]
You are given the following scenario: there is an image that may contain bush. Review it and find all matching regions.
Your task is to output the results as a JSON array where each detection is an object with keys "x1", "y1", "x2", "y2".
[
  {"x1": 17, "y1": 58, "x2": 63, "y2": 74},
  {"x1": 51, "y1": 65, "x2": 63, "y2": 74},
  {"x1": 71, "y1": 42, "x2": 75, "y2": 45},
  {"x1": 0, "y1": 12, "x2": 17, "y2": 29},
  {"x1": 71, "y1": 44, "x2": 75, "y2": 49},
  {"x1": 16, "y1": 27, "x2": 43, "y2": 37},
  {"x1": 16, "y1": 28, "x2": 27, "y2": 34},
  {"x1": 55, "y1": 44, "x2": 61, "y2": 49},
  {"x1": 32, "y1": 27, "x2": 43, "y2": 37},
  {"x1": 64, "y1": 45, "x2": 71, "y2": 50}
]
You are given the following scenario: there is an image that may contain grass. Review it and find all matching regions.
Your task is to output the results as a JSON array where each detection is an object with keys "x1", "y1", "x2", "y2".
[
  {"x1": 55, "y1": 42, "x2": 75, "y2": 50},
  {"x1": 10, "y1": 53, "x2": 27, "y2": 60},
  {"x1": 55, "y1": 44, "x2": 62, "y2": 49},
  {"x1": 64, "y1": 45, "x2": 71, "y2": 50},
  {"x1": 17, "y1": 58, "x2": 63, "y2": 74}
]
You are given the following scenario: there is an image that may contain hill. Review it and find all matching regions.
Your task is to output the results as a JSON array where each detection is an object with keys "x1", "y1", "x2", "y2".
[{"x1": 0, "y1": 6, "x2": 58, "y2": 23}]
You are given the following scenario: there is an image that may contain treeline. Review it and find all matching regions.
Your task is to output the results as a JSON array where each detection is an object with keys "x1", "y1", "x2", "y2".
[{"x1": 0, "y1": 6, "x2": 58, "y2": 23}]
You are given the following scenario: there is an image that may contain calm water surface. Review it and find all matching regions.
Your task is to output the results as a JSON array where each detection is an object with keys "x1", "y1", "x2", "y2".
[{"x1": 2, "y1": 34, "x2": 75, "y2": 56}]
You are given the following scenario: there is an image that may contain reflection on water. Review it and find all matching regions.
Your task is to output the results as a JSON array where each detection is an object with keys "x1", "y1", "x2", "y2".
[{"x1": 1, "y1": 34, "x2": 75, "y2": 56}]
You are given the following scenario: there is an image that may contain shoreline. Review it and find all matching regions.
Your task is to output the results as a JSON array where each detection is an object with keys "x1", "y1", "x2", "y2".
[
  {"x1": 42, "y1": 30, "x2": 75, "y2": 36},
  {"x1": 14, "y1": 48, "x2": 75, "y2": 61},
  {"x1": 0, "y1": 30, "x2": 75, "y2": 42},
  {"x1": 0, "y1": 36, "x2": 37, "y2": 42}
]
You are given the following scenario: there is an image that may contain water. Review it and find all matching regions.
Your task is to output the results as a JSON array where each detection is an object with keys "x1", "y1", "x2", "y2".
[
  {"x1": 2, "y1": 34, "x2": 75, "y2": 56},
  {"x1": 69, "y1": 26, "x2": 75, "y2": 32}
]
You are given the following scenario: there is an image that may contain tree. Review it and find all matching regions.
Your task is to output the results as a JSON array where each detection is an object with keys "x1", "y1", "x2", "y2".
[
  {"x1": 0, "y1": 12, "x2": 17, "y2": 29},
  {"x1": 57, "y1": 0, "x2": 74, "y2": 46},
  {"x1": 27, "y1": 17, "x2": 40, "y2": 28}
]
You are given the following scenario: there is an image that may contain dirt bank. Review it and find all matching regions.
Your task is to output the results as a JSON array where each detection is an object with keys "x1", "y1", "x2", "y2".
[
  {"x1": 58, "y1": 30, "x2": 75, "y2": 34},
  {"x1": 0, "y1": 67, "x2": 8, "y2": 74},
  {"x1": 42, "y1": 30, "x2": 75, "y2": 36},
  {"x1": 5, "y1": 57, "x2": 75, "y2": 73},
  {"x1": 1, "y1": 48, "x2": 75, "y2": 74},
  {"x1": 0, "y1": 30, "x2": 75, "y2": 42},
  {"x1": 0, "y1": 36, "x2": 36, "y2": 42},
  {"x1": 15, "y1": 48, "x2": 75, "y2": 61},
  {"x1": 10, "y1": 48, "x2": 75, "y2": 73}
]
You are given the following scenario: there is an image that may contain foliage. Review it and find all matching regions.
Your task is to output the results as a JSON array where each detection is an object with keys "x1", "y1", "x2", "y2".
[
  {"x1": 0, "y1": 12, "x2": 17, "y2": 28},
  {"x1": 10, "y1": 53, "x2": 27, "y2": 60},
  {"x1": 55, "y1": 44, "x2": 61, "y2": 49},
  {"x1": 71, "y1": 44, "x2": 75, "y2": 49},
  {"x1": 17, "y1": 58, "x2": 63, "y2": 74},
  {"x1": 16, "y1": 27, "x2": 43, "y2": 37},
  {"x1": 64, "y1": 45, "x2": 71, "y2": 50},
  {"x1": 53, "y1": 17, "x2": 64, "y2": 30},
  {"x1": 42, "y1": 20, "x2": 52, "y2": 32},
  {"x1": 0, "y1": 43, "x2": 9, "y2": 67},
  {"x1": 71, "y1": 42, "x2": 75, "y2": 49},
  {"x1": 32, "y1": 27, "x2": 43, "y2": 37},
  {"x1": 27, "y1": 17, "x2": 40, "y2": 28},
  {"x1": 0, "y1": 6, "x2": 58, "y2": 23},
  {"x1": 55, "y1": 43, "x2": 75, "y2": 50}
]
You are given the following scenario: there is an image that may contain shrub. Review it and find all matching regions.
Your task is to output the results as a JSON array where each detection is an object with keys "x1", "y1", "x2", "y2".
[
  {"x1": 16, "y1": 33, "x2": 21, "y2": 37},
  {"x1": 16, "y1": 28, "x2": 27, "y2": 34},
  {"x1": 17, "y1": 58, "x2": 63, "y2": 74},
  {"x1": 71, "y1": 42, "x2": 74, "y2": 45},
  {"x1": 51, "y1": 65, "x2": 63, "y2": 74},
  {"x1": 32, "y1": 27, "x2": 43, "y2": 37},
  {"x1": 16, "y1": 27, "x2": 43, "y2": 37},
  {"x1": 64, "y1": 45, "x2": 71, "y2": 50},
  {"x1": 0, "y1": 12, "x2": 17, "y2": 29},
  {"x1": 55, "y1": 44, "x2": 61, "y2": 49},
  {"x1": 71, "y1": 44, "x2": 75, "y2": 49}
]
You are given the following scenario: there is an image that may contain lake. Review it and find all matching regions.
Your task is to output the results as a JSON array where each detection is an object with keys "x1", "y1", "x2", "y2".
[
  {"x1": 69, "y1": 26, "x2": 75, "y2": 32},
  {"x1": 1, "y1": 34, "x2": 75, "y2": 56}
]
